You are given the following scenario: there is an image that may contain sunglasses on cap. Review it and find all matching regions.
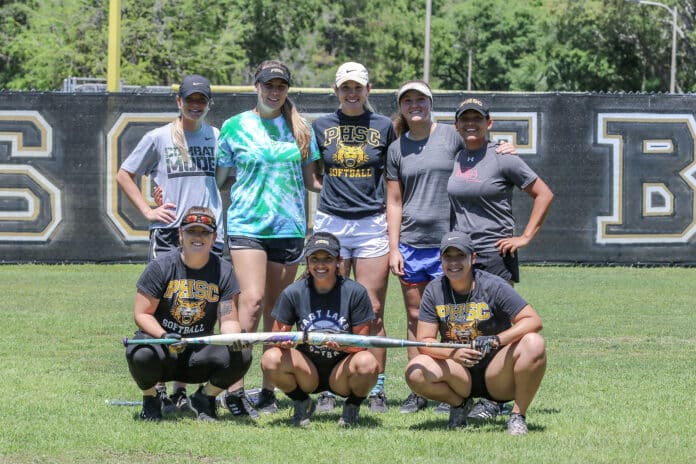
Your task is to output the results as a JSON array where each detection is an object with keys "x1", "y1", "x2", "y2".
[{"x1": 183, "y1": 213, "x2": 215, "y2": 226}]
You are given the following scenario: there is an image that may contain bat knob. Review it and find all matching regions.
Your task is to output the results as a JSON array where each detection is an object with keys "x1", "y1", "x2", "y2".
[{"x1": 122, "y1": 337, "x2": 129, "y2": 346}]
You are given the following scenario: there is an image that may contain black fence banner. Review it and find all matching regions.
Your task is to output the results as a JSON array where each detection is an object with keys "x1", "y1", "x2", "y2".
[{"x1": 1, "y1": 91, "x2": 694, "y2": 264}]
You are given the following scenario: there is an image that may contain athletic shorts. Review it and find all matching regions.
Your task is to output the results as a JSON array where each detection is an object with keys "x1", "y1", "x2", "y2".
[
  {"x1": 311, "y1": 357, "x2": 348, "y2": 394},
  {"x1": 399, "y1": 243, "x2": 443, "y2": 286},
  {"x1": 227, "y1": 235, "x2": 304, "y2": 265},
  {"x1": 313, "y1": 210, "x2": 389, "y2": 259},
  {"x1": 468, "y1": 350, "x2": 513, "y2": 403},
  {"x1": 474, "y1": 250, "x2": 520, "y2": 283},
  {"x1": 149, "y1": 227, "x2": 223, "y2": 261}
]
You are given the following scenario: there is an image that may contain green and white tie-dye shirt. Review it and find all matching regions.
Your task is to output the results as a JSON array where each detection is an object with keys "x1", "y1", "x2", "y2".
[{"x1": 217, "y1": 110, "x2": 320, "y2": 238}]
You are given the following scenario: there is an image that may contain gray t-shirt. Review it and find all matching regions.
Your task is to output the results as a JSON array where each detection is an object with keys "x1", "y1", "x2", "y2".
[
  {"x1": 386, "y1": 124, "x2": 462, "y2": 248},
  {"x1": 447, "y1": 142, "x2": 537, "y2": 251},
  {"x1": 419, "y1": 270, "x2": 527, "y2": 344},
  {"x1": 120, "y1": 122, "x2": 224, "y2": 240}
]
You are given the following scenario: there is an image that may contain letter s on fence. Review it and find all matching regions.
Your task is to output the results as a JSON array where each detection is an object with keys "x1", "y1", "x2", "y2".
[{"x1": 0, "y1": 111, "x2": 62, "y2": 242}]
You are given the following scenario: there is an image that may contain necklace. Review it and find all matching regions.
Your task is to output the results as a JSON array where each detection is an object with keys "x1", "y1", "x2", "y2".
[{"x1": 449, "y1": 281, "x2": 474, "y2": 305}]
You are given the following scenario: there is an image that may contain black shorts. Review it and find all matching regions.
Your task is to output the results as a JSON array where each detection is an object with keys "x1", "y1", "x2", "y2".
[
  {"x1": 311, "y1": 357, "x2": 347, "y2": 394},
  {"x1": 474, "y1": 250, "x2": 520, "y2": 283},
  {"x1": 468, "y1": 350, "x2": 513, "y2": 402},
  {"x1": 227, "y1": 235, "x2": 304, "y2": 265},
  {"x1": 149, "y1": 228, "x2": 223, "y2": 261}
]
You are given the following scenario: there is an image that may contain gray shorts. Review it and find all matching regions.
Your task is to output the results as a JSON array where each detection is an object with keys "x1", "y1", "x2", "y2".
[{"x1": 474, "y1": 250, "x2": 520, "y2": 283}]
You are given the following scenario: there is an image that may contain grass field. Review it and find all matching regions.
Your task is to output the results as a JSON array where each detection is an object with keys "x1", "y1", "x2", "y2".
[{"x1": 1, "y1": 264, "x2": 695, "y2": 463}]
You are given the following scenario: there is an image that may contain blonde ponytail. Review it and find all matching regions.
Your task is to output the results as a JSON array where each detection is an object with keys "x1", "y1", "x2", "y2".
[{"x1": 171, "y1": 117, "x2": 190, "y2": 162}]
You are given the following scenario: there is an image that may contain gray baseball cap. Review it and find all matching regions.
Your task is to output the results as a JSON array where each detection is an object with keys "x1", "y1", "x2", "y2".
[{"x1": 440, "y1": 231, "x2": 475, "y2": 255}]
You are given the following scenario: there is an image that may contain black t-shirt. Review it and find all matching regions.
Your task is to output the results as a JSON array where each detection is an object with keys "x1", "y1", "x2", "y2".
[
  {"x1": 272, "y1": 276, "x2": 374, "y2": 367},
  {"x1": 136, "y1": 249, "x2": 239, "y2": 337},
  {"x1": 313, "y1": 110, "x2": 396, "y2": 218}
]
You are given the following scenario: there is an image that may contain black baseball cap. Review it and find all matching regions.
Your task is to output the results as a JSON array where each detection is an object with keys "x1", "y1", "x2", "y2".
[
  {"x1": 304, "y1": 232, "x2": 340, "y2": 258},
  {"x1": 440, "y1": 231, "x2": 475, "y2": 256},
  {"x1": 178, "y1": 75, "x2": 211, "y2": 100},
  {"x1": 254, "y1": 65, "x2": 291, "y2": 85},
  {"x1": 455, "y1": 97, "x2": 490, "y2": 119},
  {"x1": 181, "y1": 206, "x2": 216, "y2": 233}
]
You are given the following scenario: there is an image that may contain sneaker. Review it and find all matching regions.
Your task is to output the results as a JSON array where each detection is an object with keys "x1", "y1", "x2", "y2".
[
  {"x1": 169, "y1": 387, "x2": 192, "y2": 413},
  {"x1": 337, "y1": 402, "x2": 360, "y2": 427},
  {"x1": 507, "y1": 413, "x2": 528, "y2": 436},
  {"x1": 139, "y1": 395, "x2": 162, "y2": 421},
  {"x1": 316, "y1": 391, "x2": 337, "y2": 412},
  {"x1": 434, "y1": 402, "x2": 450, "y2": 414},
  {"x1": 291, "y1": 397, "x2": 316, "y2": 428},
  {"x1": 368, "y1": 391, "x2": 388, "y2": 413},
  {"x1": 399, "y1": 392, "x2": 428, "y2": 413},
  {"x1": 254, "y1": 388, "x2": 279, "y2": 414},
  {"x1": 225, "y1": 389, "x2": 260, "y2": 420},
  {"x1": 189, "y1": 386, "x2": 218, "y2": 422},
  {"x1": 468, "y1": 398, "x2": 500, "y2": 420},
  {"x1": 156, "y1": 384, "x2": 176, "y2": 414},
  {"x1": 448, "y1": 398, "x2": 474, "y2": 428}
]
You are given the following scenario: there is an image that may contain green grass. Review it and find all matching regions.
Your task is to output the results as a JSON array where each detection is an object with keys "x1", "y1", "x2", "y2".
[{"x1": 1, "y1": 264, "x2": 695, "y2": 463}]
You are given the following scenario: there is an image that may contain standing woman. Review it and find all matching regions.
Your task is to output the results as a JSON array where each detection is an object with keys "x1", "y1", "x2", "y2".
[
  {"x1": 448, "y1": 97, "x2": 553, "y2": 286},
  {"x1": 385, "y1": 80, "x2": 466, "y2": 413},
  {"x1": 312, "y1": 62, "x2": 395, "y2": 412},
  {"x1": 117, "y1": 75, "x2": 224, "y2": 413},
  {"x1": 215, "y1": 60, "x2": 322, "y2": 417}
]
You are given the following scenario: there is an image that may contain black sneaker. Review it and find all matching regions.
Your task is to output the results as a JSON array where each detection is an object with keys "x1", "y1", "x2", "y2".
[
  {"x1": 189, "y1": 386, "x2": 218, "y2": 422},
  {"x1": 156, "y1": 384, "x2": 176, "y2": 414},
  {"x1": 399, "y1": 392, "x2": 428, "y2": 413},
  {"x1": 169, "y1": 387, "x2": 192, "y2": 413},
  {"x1": 225, "y1": 389, "x2": 260, "y2": 420},
  {"x1": 368, "y1": 391, "x2": 388, "y2": 413},
  {"x1": 467, "y1": 398, "x2": 500, "y2": 420},
  {"x1": 254, "y1": 388, "x2": 279, "y2": 414},
  {"x1": 337, "y1": 402, "x2": 360, "y2": 427},
  {"x1": 291, "y1": 397, "x2": 316, "y2": 428},
  {"x1": 140, "y1": 395, "x2": 162, "y2": 421},
  {"x1": 448, "y1": 398, "x2": 474, "y2": 428}
]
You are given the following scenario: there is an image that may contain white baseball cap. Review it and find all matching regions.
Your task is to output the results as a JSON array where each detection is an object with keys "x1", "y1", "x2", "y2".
[
  {"x1": 335, "y1": 62, "x2": 369, "y2": 87},
  {"x1": 397, "y1": 80, "x2": 433, "y2": 102}
]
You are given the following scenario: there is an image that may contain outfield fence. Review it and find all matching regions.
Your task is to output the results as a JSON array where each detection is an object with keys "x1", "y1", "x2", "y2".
[{"x1": 1, "y1": 90, "x2": 695, "y2": 264}]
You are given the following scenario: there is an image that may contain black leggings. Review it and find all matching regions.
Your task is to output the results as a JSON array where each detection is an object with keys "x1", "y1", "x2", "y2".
[{"x1": 125, "y1": 332, "x2": 251, "y2": 390}]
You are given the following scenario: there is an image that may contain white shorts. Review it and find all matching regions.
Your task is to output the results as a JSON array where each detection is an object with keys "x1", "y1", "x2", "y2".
[{"x1": 313, "y1": 210, "x2": 389, "y2": 259}]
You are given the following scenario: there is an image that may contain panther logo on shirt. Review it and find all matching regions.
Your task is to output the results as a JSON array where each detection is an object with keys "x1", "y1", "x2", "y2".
[
  {"x1": 333, "y1": 140, "x2": 368, "y2": 168},
  {"x1": 171, "y1": 294, "x2": 206, "y2": 326},
  {"x1": 445, "y1": 320, "x2": 480, "y2": 344}
]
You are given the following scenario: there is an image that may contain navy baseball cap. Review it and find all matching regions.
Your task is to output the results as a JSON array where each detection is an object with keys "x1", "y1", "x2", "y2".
[
  {"x1": 181, "y1": 206, "x2": 216, "y2": 233},
  {"x1": 440, "y1": 231, "x2": 475, "y2": 256},
  {"x1": 178, "y1": 75, "x2": 211, "y2": 100},
  {"x1": 455, "y1": 97, "x2": 490, "y2": 119},
  {"x1": 304, "y1": 232, "x2": 340, "y2": 258}
]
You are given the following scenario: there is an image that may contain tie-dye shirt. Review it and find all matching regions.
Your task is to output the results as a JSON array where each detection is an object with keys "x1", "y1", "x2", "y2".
[{"x1": 217, "y1": 110, "x2": 320, "y2": 238}]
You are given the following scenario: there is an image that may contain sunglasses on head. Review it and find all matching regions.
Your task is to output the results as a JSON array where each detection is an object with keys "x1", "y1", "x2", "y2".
[{"x1": 183, "y1": 213, "x2": 215, "y2": 227}]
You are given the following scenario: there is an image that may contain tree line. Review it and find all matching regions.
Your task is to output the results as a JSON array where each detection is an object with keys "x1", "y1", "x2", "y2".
[{"x1": 1, "y1": 0, "x2": 694, "y2": 92}]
